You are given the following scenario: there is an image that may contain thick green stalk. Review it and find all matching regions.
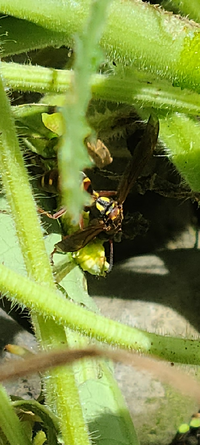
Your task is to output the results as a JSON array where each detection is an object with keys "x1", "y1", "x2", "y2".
[
  {"x1": 0, "y1": 0, "x2": 89, "y2": 34},
  {"x1": 45, "y1": 366, "x2": 91, "y2": 445},
  {"x1": 1, "y1": 0, "x2": 200, "y2": 93},
  {"x1": 91, "y1": 72, "x2": 200, "y2": 115},
  {"x1": 3, "y1": 62, "x2": 200, "y2": 116},
  {"x1": 1, "y1": 62, "x2": 69, "y2": 93},
  {"x1": 1, "y1": 262, "x2": 200, "y2": 365},
  {"x1": 68, "y1": 332, "x2": 139, "y2": 445},
  {"x1": 0, "y1": 385, "x2": 32, "y2": 445},
  {"x1": 0, "y1": 78, "x2": 53, "y2": 283}
]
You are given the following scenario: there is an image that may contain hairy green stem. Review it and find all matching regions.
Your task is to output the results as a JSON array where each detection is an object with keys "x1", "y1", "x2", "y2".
[
  {"x1": 0, "y1": 0, "x2": 89, "y2": 34},
  {"x1": 0, "y1": 262, "x2": 200, "y2": 365},
  {"x1": 3, "y1": 62, "x2": 200, "y2": 116},
  {"x1": 68, "y1": 331, "x2": 139, "y2": 445},
  {"x1": 0, "y1": 77, "x2": 53, "y2": 283}
]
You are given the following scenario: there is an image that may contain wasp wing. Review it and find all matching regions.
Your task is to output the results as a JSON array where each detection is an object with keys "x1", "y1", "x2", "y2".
[
  {"x1": 117, "y1": 114, "x2": 159, "y2": 204},
  {"x1": 55, "y1": 219, "x2": 105, "y2": 252}
]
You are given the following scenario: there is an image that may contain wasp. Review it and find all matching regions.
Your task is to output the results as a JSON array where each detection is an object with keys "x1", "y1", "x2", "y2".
[{"x1": 38, "y1": 115, "x2": 159, "y2": 269}]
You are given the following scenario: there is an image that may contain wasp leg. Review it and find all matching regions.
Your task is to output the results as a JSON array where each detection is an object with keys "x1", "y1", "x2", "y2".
[
  {"x1": 38, "y1": 206, "x2": 66, "y2": 219},
  {"x1": 50, "y1": 246, "x2": 58, "y2": 265}
]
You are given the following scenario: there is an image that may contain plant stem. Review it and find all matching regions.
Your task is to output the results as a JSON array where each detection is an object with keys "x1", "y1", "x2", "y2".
[
  {"x1": 0, "y1": 0, "x2": 89, "y2": 34},
  {"x1": 3, "y1": 62, "x2": 200, "y2": 116},
  {"x1": 0, "y1": 77, "x2": 53, "y2": 282},
  {"x1": 1, "y1": 262, "x2": 200, "y2": 365}
]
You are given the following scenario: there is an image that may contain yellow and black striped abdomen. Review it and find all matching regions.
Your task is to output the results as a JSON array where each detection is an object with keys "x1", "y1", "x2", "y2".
[{"x1": 39, "y1": 169, "x2": 60, "y2": 194}]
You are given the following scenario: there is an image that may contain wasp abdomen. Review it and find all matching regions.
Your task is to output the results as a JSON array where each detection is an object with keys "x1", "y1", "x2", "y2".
[{"x1": 39, "y1": 169, "x2": 60, "y2": 194}]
